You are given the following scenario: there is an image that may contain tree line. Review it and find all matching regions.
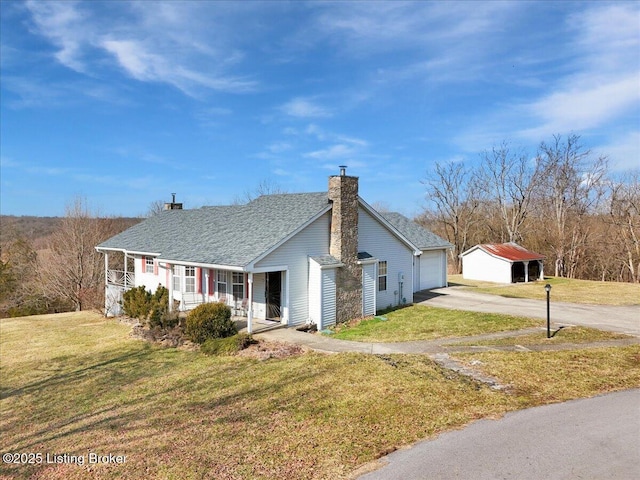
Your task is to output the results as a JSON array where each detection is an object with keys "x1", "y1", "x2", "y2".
[
  {"x1": 0, "y1": 200, "x2": 139, "y2": 317},
  {"x1": 419, "y1": 134, "x2": 639, "y2": 283}
]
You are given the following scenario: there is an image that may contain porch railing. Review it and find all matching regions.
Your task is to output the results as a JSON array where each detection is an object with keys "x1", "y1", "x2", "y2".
[{"x1": 107, "y1": 270, "x2": 135, "y2": 288}]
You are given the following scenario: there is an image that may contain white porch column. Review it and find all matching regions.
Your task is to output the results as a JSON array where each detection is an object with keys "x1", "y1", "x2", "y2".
[
  {"x1": 247, "y1": 272, "x2": 254, "y2": 334},
  {"x1": 539, "y1": 260, "x2": 544, "y2": 280},
  {"x1": 124, "y1": 253, "x2": 128, "y2": 289},
  {"x1": 104, "y1": 252, "x2": 109, "y2": 315},
  {"x1": 524, "y1": 261, "x2": 529, "y2": 283},
  {"x1": 168, "y1": 264, "x2": 174, "y2": 312}
]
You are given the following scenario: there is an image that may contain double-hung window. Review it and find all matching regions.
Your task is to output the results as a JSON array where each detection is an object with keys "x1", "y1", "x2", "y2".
[
  {"x1": 216, "y1": 271, "x2": 227, "y2": 296},
  {"x1": 172, "y1": 265, "x2": 183, "y2": 292},
  {"x1": 185, "y1": 266, "x2": 196, "y2": 293},
  {"x1": 378, "y1": 261, "x2": 388, "y2": 292},
  {"x1": 145, "y1": 257, "x2": 154, "y2": 274},
  {"x1": 232, "y1": 272, "x2": 244, "y2": 301}
]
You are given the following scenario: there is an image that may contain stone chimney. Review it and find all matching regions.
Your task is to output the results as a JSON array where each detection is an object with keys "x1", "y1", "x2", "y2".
[
  {"x1": 328, "y1": 166, "x2": 362, "y2": 322},
  {"x1": 163, "y1": 193, "x2": 183, "y2": 210}
]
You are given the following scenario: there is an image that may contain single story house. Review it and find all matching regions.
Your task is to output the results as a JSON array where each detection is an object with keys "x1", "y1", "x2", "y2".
[
  {"x1": 460, "y1": 242, "x2": 545, "y2": 284},
  {"x1": 97, "y1": 167, "x2": 452, "y2": 332}
]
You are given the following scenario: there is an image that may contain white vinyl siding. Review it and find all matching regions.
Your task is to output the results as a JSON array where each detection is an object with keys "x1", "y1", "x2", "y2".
[
  {"x1": 462, "y1": 248, "x2": 512, "y2": 283},
  {"x1": 308, "y1": 258, "x2": 338, "y2": 329},
  {"x1": 358, "y1": 207, "x2": 415, "y2": 310},
  {"x1": 255, "y1": 212, "x2": 330, "y2": 326},
  {"x1": 362, "y1": 262, "x2": 376, "y2": 316}
]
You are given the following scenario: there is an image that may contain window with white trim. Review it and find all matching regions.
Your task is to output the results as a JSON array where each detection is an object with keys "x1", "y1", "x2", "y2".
[
  {"x1": 232, "y1": 272, "x2": 244, "y2": 301},
  {"x1": 216, "y1": 271, "x2": 227, "y2": 296},
  {"x1": 172, "y1": 265, "x2": 183, "y2": 292},
  {"x1": 378, "y1": 261, "x2": 388, "y2": 291},
  {"x1": 185, "y1": 266, "x2": 196, "y2": 293},
  {"x1": 145, "y1": 257, "x2": 154, "y2": 274}
]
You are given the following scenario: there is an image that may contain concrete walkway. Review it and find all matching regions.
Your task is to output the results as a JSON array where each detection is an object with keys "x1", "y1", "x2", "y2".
[
  {"x1": 255, "y1": 325, "x2": 640, "y2": 356},
  {"x1": 255, "y1": 286, "x2": 639, "y2": 356}
]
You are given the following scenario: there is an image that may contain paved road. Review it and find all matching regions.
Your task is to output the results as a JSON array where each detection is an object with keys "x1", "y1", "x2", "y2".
[
  {"x1": 416, "y1": 287, "x2": 640, "y2": 336},
  {"x1": 360, "y1": 389, "x2": 640, "y2": 480}
]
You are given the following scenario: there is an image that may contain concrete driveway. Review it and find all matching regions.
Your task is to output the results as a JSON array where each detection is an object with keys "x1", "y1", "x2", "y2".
[
  {"x1": 416, "y1": 287, "x2": 640, "y2": 336},
  {"x1": 359, "y1": 388, "x2": 640, "y2": 480}
]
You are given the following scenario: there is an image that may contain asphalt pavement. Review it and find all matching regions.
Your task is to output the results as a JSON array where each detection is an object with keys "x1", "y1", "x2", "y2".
[
  {"x1": 416, "y1": 287, "x2": 640, "y2": 336},
  {"x1": 359, "y1": 389, "x2": 640, "y2": 480}
]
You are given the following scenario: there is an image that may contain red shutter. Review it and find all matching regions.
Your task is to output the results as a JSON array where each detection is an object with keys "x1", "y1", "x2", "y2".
[
  {"x1": 153, "y1": 259, "x2": 158, "y2": 276},
  {"x1": 197, "y1": 268, "x2": 202, "y2": 294},
  {"x1": 166, "y1": 263, "x2": 171, "y2": 288},
  {"x1": 141, "y1": 256, "x2": 145, "y2": 273}
]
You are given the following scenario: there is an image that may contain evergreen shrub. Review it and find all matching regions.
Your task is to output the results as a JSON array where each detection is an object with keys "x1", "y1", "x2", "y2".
[{"x1": 185, "y1": 302, "x2": 236, "y2": 344}]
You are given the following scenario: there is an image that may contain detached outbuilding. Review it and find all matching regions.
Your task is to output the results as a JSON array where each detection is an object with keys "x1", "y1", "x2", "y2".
[{"x1": 460, "y1": 242, "x2": 544, "y2": 284}]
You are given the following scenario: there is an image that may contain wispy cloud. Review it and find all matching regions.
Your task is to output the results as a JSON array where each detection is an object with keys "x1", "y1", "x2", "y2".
[
  {"x1": 24, "y1": 0, "x2": 259, "y2": 97},
  {"x1": 280, "y1": 98, "x2": 332, "y2": 118}
]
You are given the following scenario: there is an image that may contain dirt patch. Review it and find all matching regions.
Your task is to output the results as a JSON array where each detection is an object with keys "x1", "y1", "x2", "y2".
[{"x1": 236, "y1": 339, "x2": 307, "y2": 360}]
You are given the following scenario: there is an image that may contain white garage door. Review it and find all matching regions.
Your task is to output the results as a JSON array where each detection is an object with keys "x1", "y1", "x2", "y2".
[{"x1": 419, "y1": 250, "x2": 445, "y2": 290}]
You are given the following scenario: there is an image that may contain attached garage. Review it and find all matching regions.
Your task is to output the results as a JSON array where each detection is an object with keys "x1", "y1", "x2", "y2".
[
  {"x1": 419, "y1": 249, "x2": 448, "y2": 290},
  {"x1": 460, "y1": 242, "x2": 545, "y2": 284},
  {"x1": 380, "y1": 212, "x2": 452, "y2": 292}
]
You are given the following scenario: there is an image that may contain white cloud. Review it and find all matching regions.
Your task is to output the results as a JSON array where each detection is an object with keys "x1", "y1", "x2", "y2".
[
  {"x1": 518, "y1": 74, "x2": 640, "y2": 140},
  {"x1": 280, "y1": 98, "x2": 331, "y2": 118},
  {"x1": 596, "y1": 131, "x2": 640, "y2": 171},
  {"x1": 305, "y1": 144, "x2": 356, "y2": 160},
  {"x1": 24, "y1": 1, "x2": 258, "y2": 97}
]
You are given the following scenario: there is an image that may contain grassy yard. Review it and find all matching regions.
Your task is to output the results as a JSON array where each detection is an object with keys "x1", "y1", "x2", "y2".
[
  {"x1": 330, "y1": 305, "x2": 542, "y2": 342},
  {"x1": 448, "y1": 274, "x2": 640, "y2": 305},
  {"x1": 1, "y1": 312, "x2": 639, "y2": 480}
]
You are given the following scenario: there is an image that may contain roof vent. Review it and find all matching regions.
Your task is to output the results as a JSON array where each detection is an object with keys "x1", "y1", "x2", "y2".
[{"x1": 339, "y1": 165, "x2": 347, "y2": 176}]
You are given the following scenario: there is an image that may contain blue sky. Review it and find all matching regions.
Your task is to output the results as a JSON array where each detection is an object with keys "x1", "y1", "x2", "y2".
[{"x1": 1, "y1": 1, "x2": 638, "y2": 218}]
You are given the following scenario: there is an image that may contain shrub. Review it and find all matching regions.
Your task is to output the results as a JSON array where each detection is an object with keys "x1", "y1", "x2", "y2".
[
  {"x1": 122, "y1": 285, "x2": 175, "y2": 328},
  {"x1": 148, "y1": 286, "x2": 177, "y2": 329},
  {"x1": 200, "y1": 333, "x2": 253, "y2": 356},
  {"x1": 122, "y1": 286, "x2": 151, "y2": 320},
  {"x1": 185, "y1": 302, "x2": 236, "y2": 344}
]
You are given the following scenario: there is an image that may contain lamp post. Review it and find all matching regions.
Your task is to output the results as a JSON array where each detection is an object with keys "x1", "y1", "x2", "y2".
[{"x1": 545, "y1": 283, "x2": 552, "y2": 338}]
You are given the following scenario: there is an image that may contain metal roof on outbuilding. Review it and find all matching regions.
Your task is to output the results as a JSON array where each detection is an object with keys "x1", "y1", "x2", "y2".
[{"x1": 461, "y1": 242, "x2": 545, "y2": 262}]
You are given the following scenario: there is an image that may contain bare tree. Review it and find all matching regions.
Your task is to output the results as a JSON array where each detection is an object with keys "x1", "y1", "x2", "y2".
[
  {"x1": 40, "y1": 198, "x2": 124, "y2": 311},
  {"x1": 423, "y1": 161, "x2": 481, "y2": 273},
  {"x1": 476, "y1": 143, "x2": 540, "y2": 243},
  {"x1": 146, "y1": 199, "x2": 166, "y2": 217},
  {"x1": 232, "y1": 179, "x2": 288, "y2": 205},
  {"x1": 608, "y1": 171, "x2": 640, "y2": 282},
  {"x1": 533, "y1": 134, "x2": 608, "y2": 277}
]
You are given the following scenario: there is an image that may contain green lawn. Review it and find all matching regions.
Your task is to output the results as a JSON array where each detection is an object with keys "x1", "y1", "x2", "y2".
[
  {"x1": 449, "y1": 275, "x2": 640, "y2": 305},
  {"x1": 1, "y1": 312, "x2": 639, "y2": 479},
  {"x1": 330, "y1": 305, "x2": 542, "y2": 342}
]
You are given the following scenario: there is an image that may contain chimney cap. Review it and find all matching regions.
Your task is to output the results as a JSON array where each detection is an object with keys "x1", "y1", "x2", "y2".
[{"x1": 339, "y1": 165, "x2": 347, "y2": 176}]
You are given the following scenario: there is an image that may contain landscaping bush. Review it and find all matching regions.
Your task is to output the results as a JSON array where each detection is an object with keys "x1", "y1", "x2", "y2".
[
  {"x1": 122, "y1": 285, "x2": 176, "y2": 328},
  {"x1": 185, "y1": 302, "x2": 236, "y2": 344},
  {"x1": 200, "y1": 333, "x2": 253, "y2": 356},
  {"x1": 122, "y1": 286, "x2": 151, "y2": 320}
]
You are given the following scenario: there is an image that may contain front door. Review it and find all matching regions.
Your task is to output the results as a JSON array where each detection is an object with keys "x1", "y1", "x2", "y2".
[{"x1": 265, "y1": 271, "x2": 282, "y2": 320}]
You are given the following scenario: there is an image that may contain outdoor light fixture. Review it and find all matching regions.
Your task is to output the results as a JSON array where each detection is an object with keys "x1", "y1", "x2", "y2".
[{"x1": 545, "y1": 283, "x2": 552, "y2": 338}]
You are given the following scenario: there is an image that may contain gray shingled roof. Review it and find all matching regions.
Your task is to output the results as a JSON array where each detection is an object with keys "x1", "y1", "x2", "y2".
[
  {"x1": 98, "y1": 193, "x2": 450, "y2": 267},
  {"x1": 98, "y1": 192, "x2": 330, "y2": 267},
  {"x1": 380, "y1": 212, "x2": 452, "y2": 250}
]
